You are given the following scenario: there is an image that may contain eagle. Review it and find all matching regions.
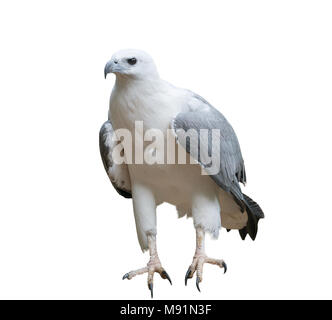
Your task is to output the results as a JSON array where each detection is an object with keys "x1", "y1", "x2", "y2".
[{"x1": 100, "y1": 49, "x2": 264, "y2": 297}]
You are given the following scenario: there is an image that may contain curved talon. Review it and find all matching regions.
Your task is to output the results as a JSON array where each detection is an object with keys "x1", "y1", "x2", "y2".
[
  {"x1": 196, "y1": 276, "x2": 201, "y2": 292},
  {"x1": 122, "y1": 273, "x2": 129, "y2": 280},
  {"x1": 185, "y1": 257, "x2": 227, "y2": 289},
  {"x1": 161, "y1": 270, "x2": 172, "y2": 285},
  {"x1": 185, "y1": 267, "x2": 192, "y2": 286},
  {"x1": 222, "y1": 261, "x2": 227, "y2": 274},
  {"x1": 148, "y1": 283, "x2": 153, "y2": 298}
]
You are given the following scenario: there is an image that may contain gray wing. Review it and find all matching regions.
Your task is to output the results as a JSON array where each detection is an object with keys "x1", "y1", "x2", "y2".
[
  {"x1": 171, "y1": 92, "x2": 246, "y2": 209},
  {"x1": 99, "y1": 121, "x2": 132, "y2": 198}
]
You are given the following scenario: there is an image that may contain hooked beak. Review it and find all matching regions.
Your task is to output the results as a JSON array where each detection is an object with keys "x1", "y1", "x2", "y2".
[
  {"x1": 104, "y1": 59, "x2": 122, "y2": 78},
  {"x1": 104, "y1": 60, "x2": 113, "y2": 79}
]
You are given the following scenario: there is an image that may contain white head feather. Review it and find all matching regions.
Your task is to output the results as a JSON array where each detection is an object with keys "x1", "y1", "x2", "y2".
[{"x1": 104, "y1": 49, "x2": 159, "y2": 80}]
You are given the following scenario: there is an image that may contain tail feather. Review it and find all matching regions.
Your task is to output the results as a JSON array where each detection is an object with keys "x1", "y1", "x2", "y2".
[
  {"x1": 238, "y1": 194, "x2": 264, "y2": 241},
  {"x1": 239, "y1": 226, "x2": 248, "y2": 240}
]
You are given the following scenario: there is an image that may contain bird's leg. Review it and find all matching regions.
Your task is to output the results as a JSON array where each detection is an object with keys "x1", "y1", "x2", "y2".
[
  {"x1": 185, "y1": 227, "x2": 227, "y2": 291},
  {"x1": 122, "y1": 234, "x2": 172, "y2": 298}
]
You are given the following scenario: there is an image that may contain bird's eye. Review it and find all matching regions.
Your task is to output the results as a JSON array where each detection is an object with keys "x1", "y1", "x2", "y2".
[{"x1": 127, "y1": 58, "x2": 137, "y2": 65}]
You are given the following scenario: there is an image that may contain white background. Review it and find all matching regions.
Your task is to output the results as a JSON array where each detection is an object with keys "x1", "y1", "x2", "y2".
[{"x1": 0, "y1": 0, "x2": 331, "y2": 300}]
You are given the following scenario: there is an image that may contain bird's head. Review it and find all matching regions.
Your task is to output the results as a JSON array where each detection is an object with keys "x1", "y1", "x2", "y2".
[{"x1": 104, "y1": 49, "x2": 159, "y2": 81}]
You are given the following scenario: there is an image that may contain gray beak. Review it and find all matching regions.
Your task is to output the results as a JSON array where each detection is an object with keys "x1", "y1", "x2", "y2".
[{"x1": 104, "y1": 60, "x2": 112, "y2": 79}]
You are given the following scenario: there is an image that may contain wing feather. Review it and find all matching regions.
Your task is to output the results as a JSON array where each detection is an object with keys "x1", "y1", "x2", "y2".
[
  {"x1": 171, "y1": 92, "x2": 246, "y2": 207},
  {"x1": 99, "y1": 121, "x2": 132, "y2": 198}
]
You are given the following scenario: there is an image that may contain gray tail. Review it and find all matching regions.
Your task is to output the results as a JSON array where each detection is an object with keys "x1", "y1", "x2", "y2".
[{"x1": 239, "y1": 194, "x2": 264, "y2": 241}]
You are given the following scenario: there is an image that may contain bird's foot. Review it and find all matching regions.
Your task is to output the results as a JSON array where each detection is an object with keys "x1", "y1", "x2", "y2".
[
  {"x1": 122, "y1": 256, "x2": 172, "y2": 298},
  {"x1": 185, "y1": 254, "x2": 227, "y2": 292}
]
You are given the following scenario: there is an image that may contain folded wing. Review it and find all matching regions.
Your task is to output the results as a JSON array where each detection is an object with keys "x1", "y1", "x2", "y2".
[
  {"x1": 172, "y1": 92, "x2": 246, "y2": 208},
  {"x1": 171, "y1": 92, "x2": 264, "y2": 240},
  {"x1": 99, "y1": 120, "x2": 132, "y2": 198}
]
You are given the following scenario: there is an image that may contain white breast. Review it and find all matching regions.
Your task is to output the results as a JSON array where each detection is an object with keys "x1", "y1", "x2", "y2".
[{"x1": 109, "y1": 81, "x2": 222, "y2": 218}]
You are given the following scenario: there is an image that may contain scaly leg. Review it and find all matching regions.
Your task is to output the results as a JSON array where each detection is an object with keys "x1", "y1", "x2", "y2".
[
  {"x1": 185, "y1": 227, "x2": 227, "y2": 291},
  {"x1": 122, "y1": 234, "x2": 172, "y2": 298}
]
